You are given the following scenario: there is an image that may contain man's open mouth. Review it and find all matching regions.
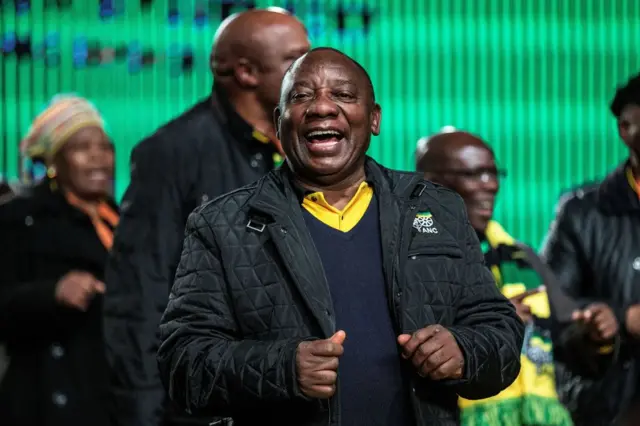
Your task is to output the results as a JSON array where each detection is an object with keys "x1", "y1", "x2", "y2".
[
  {"x1": 304, "y1": 129, "x2": 344, "y2": 144},
  {"x1": 86, "y1": 168, "x2": 111, "y2": 183}
]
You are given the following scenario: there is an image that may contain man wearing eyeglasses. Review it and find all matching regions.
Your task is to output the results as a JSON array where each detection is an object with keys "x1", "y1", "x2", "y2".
[{"x1": 415, "y1": 128, "x2": 574, "y2": 426}]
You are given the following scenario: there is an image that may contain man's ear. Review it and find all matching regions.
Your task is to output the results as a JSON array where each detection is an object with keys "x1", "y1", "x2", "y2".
[
  {"x1": 370, "y1": 103, "x2": 382, "y2": 136},
  {"x1": 618, "y1": 119, "x2": 629, "y2": 142},
  {"x1": 235, "y1": 58, "x2": 259, "y2": 88},
  {"x1": 274, "y1": 107, "x2": 282, "y2": 140}
]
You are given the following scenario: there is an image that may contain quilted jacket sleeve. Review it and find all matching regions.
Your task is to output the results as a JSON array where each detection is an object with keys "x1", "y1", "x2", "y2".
[
  {"x1": 540, "y1": 196, "x2": 628, "y2": 327},
  {"x1": 104, "y1": 137, "x2": 188, "y2": 426},
  {"x1": 540, "y1": 196, "x2": 620, "y2": 376},
  {"x1": 157, "y1": 209, "x2": 308, "y2": 417},
  {"x1": 446, "y1": 199, "x2": 525, "y2": 400},
  {"x1": 540, "y1": 197, "x2": 591, "y2": 307}
]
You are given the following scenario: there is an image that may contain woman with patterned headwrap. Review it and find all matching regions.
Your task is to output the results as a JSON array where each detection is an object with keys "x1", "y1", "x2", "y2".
[{"x1": 0, "y1": 94, "x2": 117, "y2": 426}]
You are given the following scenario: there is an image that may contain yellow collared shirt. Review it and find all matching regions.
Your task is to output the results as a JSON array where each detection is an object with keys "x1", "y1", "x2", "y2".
[{"x1": 301, "y1": 182, "x2": 373, "y2": 232}]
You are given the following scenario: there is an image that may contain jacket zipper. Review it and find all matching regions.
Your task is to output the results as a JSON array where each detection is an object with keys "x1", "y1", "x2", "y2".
[
  {"x1": 397, "y1": 204, "x2": 422, "y2": 423},
  {"x1": 393, "y1": 204, "x2": 416, "y2": 331}
]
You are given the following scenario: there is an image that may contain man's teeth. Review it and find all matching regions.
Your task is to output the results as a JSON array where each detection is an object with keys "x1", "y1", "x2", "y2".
[
  {"x1": 306, "y1": 130, "x2": 342, "y2": 138},
  {"x1": 89, "y1": 171, "x2": 107, "y2": 180},
  {"x1": 479, "y1": 201, "x2": 492, "y2": 209}
]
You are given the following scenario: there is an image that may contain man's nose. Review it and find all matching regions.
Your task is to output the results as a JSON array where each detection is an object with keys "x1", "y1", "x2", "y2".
[
  {"x1": 88, "y1": 145, "x2": 105, "y2": 162},
  {"x1": 480, "y1": 173, "x2": 499, "y2": 192},
  {"x1": 306, "y1": 94, "x2": 339, "y2": 118}
]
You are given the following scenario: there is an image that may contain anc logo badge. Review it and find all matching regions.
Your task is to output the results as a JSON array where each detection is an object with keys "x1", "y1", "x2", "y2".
[{"x1": 413, "y1": 211, "x2": 438, "y2": 234}]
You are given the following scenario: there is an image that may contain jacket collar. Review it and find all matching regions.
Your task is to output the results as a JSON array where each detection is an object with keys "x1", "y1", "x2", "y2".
[
  {"x1": 210, "y1": 85, "x2": 273, "y2": 149},
  {"x1": 247, "y1": 156, "x2": 423, "y2": 217},
  {"x1": 596, "y1": 161, "x2": 640, "y2": 214}
]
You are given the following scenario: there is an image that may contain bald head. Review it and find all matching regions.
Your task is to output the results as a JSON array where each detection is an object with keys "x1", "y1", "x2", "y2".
[
  {"x1": 416, "y1": 131, "x2": 499, "y2": 233},
  {"x1": 211, "y1": 9, "x2": 309, "y2": 85},
  {"x1": 417, "y1": 131, "x2": 491, "y2": 173},
  {"x1": 209, "y1": 9, "x2": 310, "y2": 133}
]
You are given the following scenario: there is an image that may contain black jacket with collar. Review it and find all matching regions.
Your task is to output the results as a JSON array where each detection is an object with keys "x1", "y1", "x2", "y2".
[
  {"x1": 0, "y1": 181, "x2": 117, "y2": 426},
  {"x1": 542, "y1": 162, "x2": 640, "y2": 425},
  {"x1": 157, "y1": 158, "x2": 524, "y2": 426},
  {"x1": 104, "y1": 87, "x2": 279, "y2": 426}
]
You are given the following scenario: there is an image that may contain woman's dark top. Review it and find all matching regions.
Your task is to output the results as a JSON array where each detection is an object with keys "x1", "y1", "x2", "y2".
[{"x1": 0, "y1": 181, "x2": 118, "y2": 426}]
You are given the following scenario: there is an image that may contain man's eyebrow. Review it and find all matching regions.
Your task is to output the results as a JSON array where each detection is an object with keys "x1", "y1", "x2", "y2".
[
  {"x1": 332, "y1": 79, "x2": 355, "y2": 87},
  {"x1": 292, "y1": 79, "x2": 356, "y2": 88},
  {"x1": 291, "y1": 81, "x2": 313, "y2": 89}
]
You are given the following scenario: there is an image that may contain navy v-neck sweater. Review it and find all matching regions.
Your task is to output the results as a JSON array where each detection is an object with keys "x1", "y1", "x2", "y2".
[{"x1": 302, "y1": 198, "x2": 413, "y2": 426}]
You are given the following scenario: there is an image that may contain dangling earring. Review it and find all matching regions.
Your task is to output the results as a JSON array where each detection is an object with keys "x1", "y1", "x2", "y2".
[{"x1": 47, "y1": 166, "x2": 58, "y2": 190}]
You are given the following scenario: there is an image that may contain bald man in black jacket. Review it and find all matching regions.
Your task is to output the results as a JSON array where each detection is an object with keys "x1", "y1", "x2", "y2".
[{"x1": 103, "y1": 9, "x2": 310, "y2": 426}]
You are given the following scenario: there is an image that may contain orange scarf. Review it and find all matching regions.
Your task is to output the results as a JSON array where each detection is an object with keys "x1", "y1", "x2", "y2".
[{"x1": 65, "y1": 191, "x2": 119, "y2": 250}]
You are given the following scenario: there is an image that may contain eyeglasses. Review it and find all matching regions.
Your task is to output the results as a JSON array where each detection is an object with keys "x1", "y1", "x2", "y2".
[{"x1": 432, "y1": 168, "x2": 507, "y2": 183}]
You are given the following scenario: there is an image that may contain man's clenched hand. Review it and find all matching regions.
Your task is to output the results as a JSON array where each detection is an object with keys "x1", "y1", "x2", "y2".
[
  {"x1": 398, "y1": 325, "x2": 464, "y2": 380},
  {"x1": 572, "y1": 303, "x2": 618, "y2": 342},
  {"x1": 296, "y1": 330, "x2": 346, "y2": 399}
]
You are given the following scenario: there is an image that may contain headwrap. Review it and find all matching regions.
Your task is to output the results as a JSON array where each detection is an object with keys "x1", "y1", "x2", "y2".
[
  {"x1": 20, "y1": 94, "x2": 105, "y2": 163},
  {"x1": 18, "y1": 95, "x2": 118, "y2": 250}
]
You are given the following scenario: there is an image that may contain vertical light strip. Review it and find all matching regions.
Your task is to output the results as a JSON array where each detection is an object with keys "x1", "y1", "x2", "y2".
[{"x1": 0, "y1": 2, "x2": 6, "y2": 176}]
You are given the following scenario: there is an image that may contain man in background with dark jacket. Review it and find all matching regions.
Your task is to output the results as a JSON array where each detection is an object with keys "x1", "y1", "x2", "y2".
[
  {"x1": 104, "y1": 9, "x2": 310, "y2": 426},
  {"x1": 542, "y1": 72, "x2": 640, "y2": 425},
  {"x1": 157, "y1": 47, "x2": 523, "y2": 426}
]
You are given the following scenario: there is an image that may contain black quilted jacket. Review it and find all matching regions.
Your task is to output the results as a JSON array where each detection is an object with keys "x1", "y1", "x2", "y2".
[
  {"x1": 542, "y1": 162, "x2": 640, "y2": 425},
  {"x1": 157, "y1": 158, "x2": 524, "y2": 426}
]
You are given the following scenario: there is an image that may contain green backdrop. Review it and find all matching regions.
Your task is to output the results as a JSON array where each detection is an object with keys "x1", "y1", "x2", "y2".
[{"x1": 1, "y1": 1, "x2": 638, "y2": 247}]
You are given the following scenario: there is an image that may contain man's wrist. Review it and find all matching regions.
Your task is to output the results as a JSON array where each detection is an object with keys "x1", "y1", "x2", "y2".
[{"x1": 625, "y1": 305, "x2": 640, "y2": 338}]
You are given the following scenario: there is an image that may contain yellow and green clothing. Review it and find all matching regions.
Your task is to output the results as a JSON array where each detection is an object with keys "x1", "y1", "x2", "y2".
[
  {"x1": 251, "y1": 128, "x2": 285, "y2": 168},
  {"x1": 459, "y1": 220, "x2": 572, "y2": 426}
]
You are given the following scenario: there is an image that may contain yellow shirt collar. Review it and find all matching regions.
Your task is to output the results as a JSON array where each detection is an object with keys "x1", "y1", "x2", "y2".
[{"x1": 301, "y1": 182, "x2": 373, "y2": 232}]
